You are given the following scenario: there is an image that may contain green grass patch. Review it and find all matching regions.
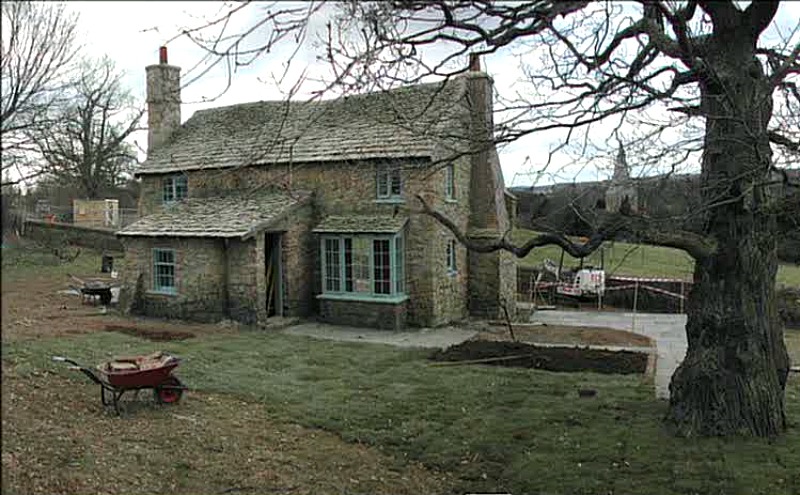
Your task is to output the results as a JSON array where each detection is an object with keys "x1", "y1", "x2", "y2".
[
  {"x1": 6, "y1": 331, "x2": 799, "y2": 495},
  {"x1": 513, "y1": 228, "x2": 800, "y2": 287},
  {"x1": 1, "y1": 239, "x2": 107, "y2": 282}
]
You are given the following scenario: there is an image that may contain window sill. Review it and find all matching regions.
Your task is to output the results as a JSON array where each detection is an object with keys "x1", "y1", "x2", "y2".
[
  {"x1": 373, "y1": 198, "x2": 405, "y2": 204},
  {"x1": 147, "y1": 290, "x2": 178, "y2": 297},
  {"x1": 444, "y1": 198, "x2": 458, "y2": 204},
  {"x1": 447, "y1": 270, "x2": 458, "y2": 278},
  {"x1": 317, "y1": 293, "x2": 409, "y2": 304}
]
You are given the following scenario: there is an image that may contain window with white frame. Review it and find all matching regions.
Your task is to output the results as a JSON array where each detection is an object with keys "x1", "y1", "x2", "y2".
[
  {"x1": 445, "y1": 164, "x2": 455, "y2": 200},
  {"x1": 153, "y1": 248, "x2": 176, "y2": 293},
  {"x1": 163, "y1": 175, "x2": 188, "y2": 203},
  {"x1": 446, "y1": 239, "x2": 457, "y2": 275},
  {"x1": 376, "y1": 164, "x2": 402, "y2": 200},
  {"x1": 322, "y1": 233, "x2": 405, "y2": 298}
]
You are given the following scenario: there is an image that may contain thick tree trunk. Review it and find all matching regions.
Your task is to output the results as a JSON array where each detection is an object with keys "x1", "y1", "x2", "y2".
[{"x1": 666, "y1": 34, "x2": 790, "y2": 437}]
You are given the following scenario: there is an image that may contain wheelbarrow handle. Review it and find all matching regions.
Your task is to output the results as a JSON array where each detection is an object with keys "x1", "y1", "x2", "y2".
[
  {"x1": 52, "y1": 356, "x2": 81, "y2": 367},
  {"x1": 52, "y1": 356, "x2": 104, "y2": 386}
]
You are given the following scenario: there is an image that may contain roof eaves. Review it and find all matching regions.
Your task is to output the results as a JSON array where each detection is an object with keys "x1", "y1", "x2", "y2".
[{"x1": 240, "y1": 192, "x2": 312, "y2": 240}]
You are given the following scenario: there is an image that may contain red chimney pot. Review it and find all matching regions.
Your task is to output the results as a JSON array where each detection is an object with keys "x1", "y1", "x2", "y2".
[{"x1": 159, "y1": 46, "x2": 168, "y2": 64}]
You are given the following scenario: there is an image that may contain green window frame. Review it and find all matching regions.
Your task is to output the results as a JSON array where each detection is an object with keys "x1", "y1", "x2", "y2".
[
  {"x1": 153, "y1": 248, "x2": 176, "y2": 293},
  {"x1": 163, "y1": 175, "x2": 188, "y2": 203},
  {"x1": 445, "y1": 164, "x2": 455, "y2": 200},
  {"x1": 376, "y1": 164, "x2": 402, "y2": 200},
  {"x1": 446, "y1": 239, "x2": 457, "y2": 275},
  {"x1": 321, "y1": 233, "x2": 405, "y2": 298}
]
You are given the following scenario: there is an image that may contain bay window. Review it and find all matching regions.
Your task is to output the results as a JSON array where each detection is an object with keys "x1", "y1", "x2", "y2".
[{"x1": 321, "y1": 233, "x2": 405, "y2": 298}]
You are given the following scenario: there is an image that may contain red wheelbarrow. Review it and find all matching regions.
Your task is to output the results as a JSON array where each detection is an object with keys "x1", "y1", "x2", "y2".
[{"x1": 52, "y1": 352, "x2": 187, "y2": 414}]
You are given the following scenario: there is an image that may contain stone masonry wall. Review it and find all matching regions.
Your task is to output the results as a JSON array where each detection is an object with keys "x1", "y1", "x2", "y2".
[
  {"x1": 226, "y1": 238, "x2": 259, "y2": 324},
  {"x1": 272, "y1": 202, "x2": 317, "y2": 320},
  {"x1": 139, "y1": 158, "x2": 471, "y2": 327},
  {"x1": 118, "y1": 236, "x2": 226, "y2": 322},
  {"x1": 318, "y1": 298, "x2": 408, "y2": 331}
]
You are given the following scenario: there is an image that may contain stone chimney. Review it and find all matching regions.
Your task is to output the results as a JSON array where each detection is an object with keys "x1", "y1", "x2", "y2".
[
  {"x1": 464, "y1": 54, "x2": 516, "y2": 320},
  {"x1": 466, "y1": 54, "x2": 508, "y2": 232},
  {"x1": 146, "y1": 46, "x2": 181, "y2": 153}
]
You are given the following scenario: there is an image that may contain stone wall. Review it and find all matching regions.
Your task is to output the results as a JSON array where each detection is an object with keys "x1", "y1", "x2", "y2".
[
  {"x1": 118, "y1": 237, "x2": 226, "y2": 322},
  {"x1": 226, "y1": 238, "x2": 259, "y2": 324},
  {"x1": 24, "y1": 220, "x2": 123, "y2": 253},
  {"x1": 318, "y1": 297, "x2": 408, "y2": 331},
  {"x1": 274, "y1": 202, "x2": 317, "y2": 319},
  {"x1": 138, "y1": 157, "x2": 476, "y2": 327}
]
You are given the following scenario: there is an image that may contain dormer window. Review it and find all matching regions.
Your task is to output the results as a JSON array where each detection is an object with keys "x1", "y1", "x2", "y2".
[
  {"x1": 163, "y1": 175, "x2": 187, "y2": 203},
  {"x1": 376, "y1": 164, "x2": 402, "y2": 201}
]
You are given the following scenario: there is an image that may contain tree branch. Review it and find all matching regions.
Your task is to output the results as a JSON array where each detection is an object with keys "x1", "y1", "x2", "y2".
[
  {"x1": 745, "y1": 0, "x2": 780, "y2": 38},
  {"x1": 768, "y1": 130, "x2": 800, "y2": 152},
  {"x1": 415, "y1": 194, "x2": 716, "y2": 262}
]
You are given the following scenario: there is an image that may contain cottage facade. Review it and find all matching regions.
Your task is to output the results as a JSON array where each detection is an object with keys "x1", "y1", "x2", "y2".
[{"x1": 117, "y1": 48, "x2": 516, "y2": 329}]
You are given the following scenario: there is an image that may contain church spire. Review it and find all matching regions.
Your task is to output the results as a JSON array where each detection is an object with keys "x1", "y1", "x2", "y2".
[{"x1": 612, "y1": 141, "x2": 629, "y2": 181}]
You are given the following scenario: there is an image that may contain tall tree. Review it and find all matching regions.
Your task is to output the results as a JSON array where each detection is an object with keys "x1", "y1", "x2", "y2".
[
  {"x1": 182, "y1": 0, "x2": 799, "y2": 437},
  {"x1": 0, "y1": 1, "x2": 79, "y2": 184},
  {"x1": 29, "y1": 58, "x2": 143, "y2": 199}
]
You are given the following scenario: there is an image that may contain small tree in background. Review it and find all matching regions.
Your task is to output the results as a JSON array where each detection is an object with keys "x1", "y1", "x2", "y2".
[
  {"x1": 1, "y1": 1, "x2": 79, "y2": 185},
  {"x1": 28, "y1": 58, "x2": 142, "y2": 199}
]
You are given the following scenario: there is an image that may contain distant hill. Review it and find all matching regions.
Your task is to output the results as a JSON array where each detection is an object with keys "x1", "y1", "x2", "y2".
[{"x1": 510, "y1": 169, "x2": 800, "y2": 263}]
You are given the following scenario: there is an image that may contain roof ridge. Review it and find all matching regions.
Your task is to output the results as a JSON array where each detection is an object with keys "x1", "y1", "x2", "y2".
[{"x1": 191, "y1": 78, "x2": 459, "y2": 114}]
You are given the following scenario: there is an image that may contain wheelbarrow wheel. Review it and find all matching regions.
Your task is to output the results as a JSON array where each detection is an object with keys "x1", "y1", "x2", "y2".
[{"x1": 155, "y1": 376, "x2": 183, "y2": 404}]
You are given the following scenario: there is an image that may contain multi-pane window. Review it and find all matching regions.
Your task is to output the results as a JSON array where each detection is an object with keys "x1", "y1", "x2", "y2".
[
  {"x1": 153, "y1": 248, "x2": 176, "y2": 293},
  {"x1": 373, "y1": 239, "x2": 391, "y2": 294},
  {"x1": 376, "y1": 164, "x2": 402, "y2": 200},
  {"x1": 322, "y1": 234, "x2": 405, "y2": 297},
  {"x1": 324, "y1": 238, "x2": 341, "y2": 292},
  {"x1": 446, "y1": 239, "x2": 457, "y2": 275},
  {"x1": 344, "y1": 238, "x2": 371, "y2": 293},
  {"x1": 163, "y1": 175, "x2": 188, "y2": 203},
  {"x1": 445, "y1": 164, "x2": 455, "y2": 200},
  {"x1": 393, "y1": 236, "x2": 405, "y2": 294}
]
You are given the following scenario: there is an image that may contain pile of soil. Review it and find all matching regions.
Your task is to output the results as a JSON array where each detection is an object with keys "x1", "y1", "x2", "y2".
[
  {"x1": 430, "y1": 340, "x2": 648, "y2": 374},
  {"x1": 104, "y1": 324, "x2": 195, "y2": 342}
]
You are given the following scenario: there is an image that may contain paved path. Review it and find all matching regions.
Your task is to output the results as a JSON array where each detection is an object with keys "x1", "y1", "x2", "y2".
[
  {"x1": 283, "y1": 323, "x2": 478, "y2": 349},
  {"x1": 530, "y1": 310, "x2": 687, "y2": 399}
]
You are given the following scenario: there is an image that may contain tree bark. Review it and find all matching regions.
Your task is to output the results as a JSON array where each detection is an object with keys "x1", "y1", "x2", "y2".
[{"x1": 666, "y1": 27, "x2": 790, "y2": 437}]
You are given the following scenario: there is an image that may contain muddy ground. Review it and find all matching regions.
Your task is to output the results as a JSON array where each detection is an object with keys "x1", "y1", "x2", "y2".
[{"x1": 2, "y1": 261, "x2": 450, "y2": 495}]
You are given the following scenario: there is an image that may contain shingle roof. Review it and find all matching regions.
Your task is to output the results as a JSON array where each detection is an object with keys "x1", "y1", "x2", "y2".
[
  {"x1": 313, "y1": 215, "x2": 408, "y2": 234},
  {"x1": 138, "y1": 78, "x2": 469, "y2": 175},
  {"x1": 116, "y1": 190, "x2": 311, "y2": 238}
]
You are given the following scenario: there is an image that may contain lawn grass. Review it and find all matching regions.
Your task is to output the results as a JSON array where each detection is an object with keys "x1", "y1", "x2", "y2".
[
  {"x1": 513, "y1": 228, "x2": 800, "y2": 287},
  {"x1": 5, "y1": 331, "x2": 799, "y2": 495},
  {"x1": 1, "y1": 238, "x2": 104, "y2": 283},
  {"x1": 786, "y1": 329, "x2": 800, "y2": 365}
]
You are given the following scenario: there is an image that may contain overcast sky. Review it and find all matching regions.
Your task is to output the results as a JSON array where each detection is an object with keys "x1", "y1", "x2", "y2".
[{"x1": 65, "y1": 1, "x2": 799, "y2": 188}]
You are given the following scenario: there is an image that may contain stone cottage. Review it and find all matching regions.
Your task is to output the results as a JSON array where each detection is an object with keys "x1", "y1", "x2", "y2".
[{"x1": 116, "y1": 48, "x2": 516, "y2": 329}]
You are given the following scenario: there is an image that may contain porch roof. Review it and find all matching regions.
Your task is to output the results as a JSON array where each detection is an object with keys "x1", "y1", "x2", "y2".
[
  {"x1": 116, "y1": 190, "x2": 311, "y2": 238},
  {"x1": 313, "y1": 215, "x2": 408, "y2": 234}
]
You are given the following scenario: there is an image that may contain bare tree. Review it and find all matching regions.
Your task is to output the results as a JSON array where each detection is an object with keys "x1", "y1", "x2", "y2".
[
  {"x1": 29, "y1": 58, "x2": 143, "y2": 199},
  {"x1": 0, "y1": 1, "x2": 79, "y2": 184},
  {"x1": 179, "y1": 0, "x2": 799, "y2": 437}
]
